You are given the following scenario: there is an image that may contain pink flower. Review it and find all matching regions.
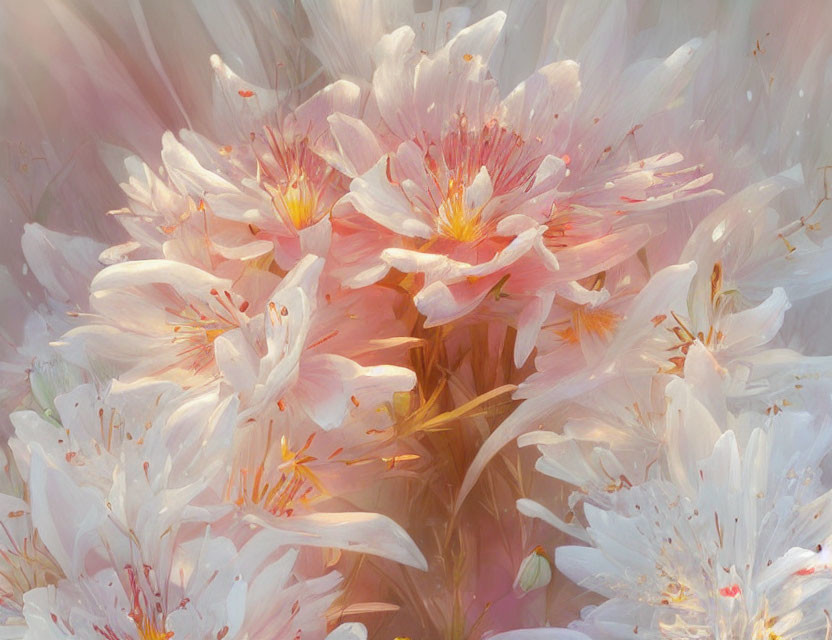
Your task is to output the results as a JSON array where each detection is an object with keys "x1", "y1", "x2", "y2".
[
  {"x1": 156, "y1": 57, "x2": 364, "y2": 273},
  {"x1": 337, "y1": 12, "x2": 717, "y2": 366}
]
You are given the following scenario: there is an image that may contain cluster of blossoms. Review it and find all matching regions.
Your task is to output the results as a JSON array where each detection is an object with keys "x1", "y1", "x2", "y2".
[{"x1": 1, "y1": 1, "x2": 832, "y2": 638}]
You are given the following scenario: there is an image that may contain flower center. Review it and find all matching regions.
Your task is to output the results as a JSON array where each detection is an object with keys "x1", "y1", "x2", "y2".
[
  {"x1": 136, "y1": 617, "x2": 173, "y2": 640},
  {"x1": 203, "y1": 328, "x2": 226, "y2": 344},
  {"x1": 555, "y1": 307, "x2": 620, "y2": 344},
  {"x1": 661, "y1": 581, "x2": 690, "y2": 604},
  {"x1": 267, "y1": 172, "x2": 320, "y2": 230},
  {"x1": 170, "y1": 316, "x2": 229, "y2": 372},
  {"x1": 227, "y1": 426, "x2": 324, "y2": 518},
  {"x1": 0, "y1": 528, "x2": 63, "y2": 616},
  {"x1": 258, "y1": 126, "x2": 337, "y2": 231},
  {"x1": 437, "y1": 179, "x2": 482, "y2": 242},
  {"x1": 168, "y1": 289, "x2": 245, "y2": 373},
  {"x1": 124, "y1": 565, "x2": 173, "y2": 640}
]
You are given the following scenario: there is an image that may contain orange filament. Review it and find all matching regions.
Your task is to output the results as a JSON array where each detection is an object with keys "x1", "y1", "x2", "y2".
[
  {"x1": 228, "y1": 428, "x2": 325, "y2": 518},
  {"x1": 124, "y1": 565, "x2": 173, "y2": 640},
  {"x1": 168, "y1": 292, "x2": 241, "y2": 371},
  {"x1": 556, "y1": 307, "x2": 620, "y2": 344},
  {"x1": 0, "y1": 527, "x2": 62, "y2": 613}
]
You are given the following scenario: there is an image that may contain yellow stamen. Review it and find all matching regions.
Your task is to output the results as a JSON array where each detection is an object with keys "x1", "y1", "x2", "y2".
[
  {"x1": 204, "y1": 328, "x2": 226, "y2": 343},
  {"x1": 438, "y1": 179, "x2": 483, "y2": 242},
  {"x1": 229, "y1": 429, "x2": 326, "y2": 518},
  {"x1": 137, "y1": 617, "x2": 173, "y2": 640},
  {"x1": 267, "y1": 173, "x2": 319, "y2": 230}
]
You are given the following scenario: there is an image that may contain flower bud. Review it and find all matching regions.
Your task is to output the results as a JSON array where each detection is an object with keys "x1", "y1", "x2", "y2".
[{"x1": 514, "y1": 545, "x2": 552, "y2": 594}]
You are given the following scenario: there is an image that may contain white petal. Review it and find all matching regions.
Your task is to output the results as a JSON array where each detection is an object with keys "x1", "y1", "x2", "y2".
[
  {"x1": 326, "y1": 623, "x2": 368, "y2": 640},
  {"x1": 161, "y1": 130, "x2": 237, "y2": 196},
  {"x1": 91, "y1": 258, "x2": 230, "y2": 295},
  {"x1": 514, "y1": 292, "x2": 555, "y2": 367},
  {"x1": 517, "y1": 498, "x2": 589, "y2": 543},
  {"x1": 664, "y1": 377, "x2": 723, "y2": 496},
  {"x1": 214, "y1": 329, "x2": 259, "y2": 394},
  {"x1": 347, "y1": 156, "x2": 433, "y2": 239},
  {"x1": 327, "y1": 113, "x2": 384, "y2": 177},
  {"x1": 464, "y1": 166, "x2": 493, "y2": 211},
  {"x1": 245, "y1": 511, "x2": 428, "y2": 570},
  {"x1": 28, "y1": 447, "x2": 104, "y2": 578},
  {"x1": 21, "y1": 223, "x2": 105, "y2": 304}
]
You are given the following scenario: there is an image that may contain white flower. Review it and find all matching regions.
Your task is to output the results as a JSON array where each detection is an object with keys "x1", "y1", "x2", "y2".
[{"x1": 554, "y1": 410, "x2": 832, "y2": 639}]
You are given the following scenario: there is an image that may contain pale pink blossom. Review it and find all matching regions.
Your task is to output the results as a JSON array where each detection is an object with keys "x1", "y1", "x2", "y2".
[
  {"x1": 2, "y1": 2, "x2": 832, "y2": 639},
  {"x1": 336, "y1": 12, "x2": 716, "y2": 369}
]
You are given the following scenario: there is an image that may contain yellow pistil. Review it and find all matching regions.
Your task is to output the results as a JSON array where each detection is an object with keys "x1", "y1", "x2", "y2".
[
  {"x1": 661, "y1": 581, "x2": 690, "y2": 604},
  {"x1": 204, "y1": 328, "x2": 226, "y2": 343},
  {"x1": 123, "y1": 563, "x2": 173, "y2": 640},
  {"x1": 438, "y1": 179, "x2": 483, "y2": 242},
  {"x1": 267, "y1": 173, "x2": 319, "y2": 230},
  {"x1": 136, "y1": 617, "x2": 173, "y2": 640}
]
